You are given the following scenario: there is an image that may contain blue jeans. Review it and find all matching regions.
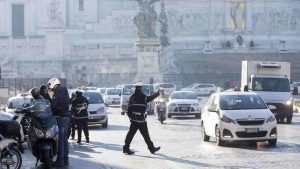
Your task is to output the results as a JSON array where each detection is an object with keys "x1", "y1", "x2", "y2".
[{"x1": 56, "y1": 117, "x2": 70, "y2": 163}]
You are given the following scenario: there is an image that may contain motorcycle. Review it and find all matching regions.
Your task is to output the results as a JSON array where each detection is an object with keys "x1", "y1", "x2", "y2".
[
  {"x1": 12, "y1": 104, "x2": 32, "y2": 144},
  {"x1": 0, "y1": 121, "x2": 23, "y2": 169},
  {"x1": 21, "y1": 102, "x2": 59, "y2": 169},
  {"x1": 156, "y1": 98, "x2": 167, "y2": 124}
]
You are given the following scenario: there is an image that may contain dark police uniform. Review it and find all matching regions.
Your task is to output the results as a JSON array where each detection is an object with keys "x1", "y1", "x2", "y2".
[
  {"x1": 123, "y1": 88, "x2": 160, "y2": 153},
  {"x1": 71, "y1": 91, "x2": 89, "y2": 143}
]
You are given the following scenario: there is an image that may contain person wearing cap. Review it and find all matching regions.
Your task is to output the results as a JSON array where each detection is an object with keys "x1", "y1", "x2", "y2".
[
  {"x1": 47, "y1": 78, "x2": 70, "y2": 167},
  {"x1": 123, "y1": 82, "x2": 161, "y2": 155},
  {"x1": 71, "y1": 90, "x2": 89, "y2": 144}
]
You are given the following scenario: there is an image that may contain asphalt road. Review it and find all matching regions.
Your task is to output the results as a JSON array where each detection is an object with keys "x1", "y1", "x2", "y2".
[{"x1": 21, "y1": 97, "x2": 300, "y2": 169}]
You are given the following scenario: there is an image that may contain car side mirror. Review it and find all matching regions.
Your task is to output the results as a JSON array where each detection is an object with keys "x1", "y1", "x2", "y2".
[
  {"x1": 208, "y1": 107, "x2": 218, "y2": 113},
  {"x1": 292, "y1": 86, "x2": 298, "y2": 95},
  {"x1": 268, "y1": 105, "x2": 276, "y2": 110}
]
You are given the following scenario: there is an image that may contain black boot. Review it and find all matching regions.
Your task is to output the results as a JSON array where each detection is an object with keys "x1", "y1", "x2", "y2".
[
  {"x1": 86, "y1": 137, "x2": 89, "y2": 143},
  {"x1": 150, "y1": 147, "x2": 160, "y2": 154},
  {"x1": 123, "y1": 149, "x2": 135, "y2": 155}
]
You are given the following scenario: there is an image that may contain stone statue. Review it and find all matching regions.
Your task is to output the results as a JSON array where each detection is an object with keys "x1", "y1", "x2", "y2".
[
  {"x1": 133, "y1": 0, "x2": 159, "y2": 37},
  {"x1": 231, "y1": 2, "x2": 245, "y2": 32},
  {"x1": 47, "y1": 0, "x2": 63, "y2": 27}
]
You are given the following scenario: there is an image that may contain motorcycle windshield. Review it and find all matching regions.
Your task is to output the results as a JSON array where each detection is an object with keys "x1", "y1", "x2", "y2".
[{"x1": 31, "y1": 102, "x2": 53, "y2": 121}]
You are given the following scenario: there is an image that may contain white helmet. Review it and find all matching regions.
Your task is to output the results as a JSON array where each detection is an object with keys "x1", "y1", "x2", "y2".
[
  {"x1": 134, "y1": 82, "x2": 143, "y2": 87},
  {"x1": 48, "y1": 78, "x2": 61, "y2": 89}
]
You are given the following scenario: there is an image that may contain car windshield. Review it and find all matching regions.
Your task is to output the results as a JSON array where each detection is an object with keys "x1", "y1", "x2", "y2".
[
  {"x1": 252, "y1": 77, "x2": 290, "y2": 92},
  {"x1": 83, "y1": 92, "x2": 104, "y2": 104},
  {"x1": 123, "y1": 85, "x2": 134, "y2": 95},
  {"x1": 220, "y1": 95, "x2": 267, "y2": 110},
  {"x1": 170, "y1": 92, "x2": 197, "y2": 99},
  {"x1": 185, "y1": 84, "x2": 199, "y2": 88},
  {"x1": 107, "y1": 89, "x2": 121, "y2": 95},
  {"x1": 8, "y1": 97, "x2": 33, "y2": 109},
  {"x1": 158, "y1": 83, "x2": 174, "y2": 88},
  {"x1": 142, "y1": 85, "x2": 154, "y2": 96}
]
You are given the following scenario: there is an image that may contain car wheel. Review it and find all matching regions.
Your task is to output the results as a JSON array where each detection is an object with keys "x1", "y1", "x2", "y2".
[
  {"x1": 287, "y1": 115, "x2": 292, "y2": 124},
  {"x1": 195, "y1": 114, "x2": 201, "y2": 119},
  {"x1": 167, "y1": 114, "x2": 172, "y2": 118},
  {"x1": 102, "y1": 120, "x2": 108, "y2": 128},
  {"x1": 268, "y1": 139, "x2": 277, "y2": 146},
  {"x1": 215, "y1": 126, "x2": 225, "y2": 146},
  {"x1": 201, "y1": 122, "x2": 210, "y2": 142}
]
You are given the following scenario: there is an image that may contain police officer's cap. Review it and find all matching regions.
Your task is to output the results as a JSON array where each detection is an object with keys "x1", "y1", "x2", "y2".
[{"x1": 134, "y1": 82, "x2": 143, "y2": 87}]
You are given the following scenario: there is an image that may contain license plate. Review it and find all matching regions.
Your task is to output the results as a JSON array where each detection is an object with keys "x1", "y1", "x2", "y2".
[
  {"x1": 181, "y1": 107, "x2": 188, "y2": 111},
  {"x1": 245, "y1": 128, "x2": 259, "y2": 133}
]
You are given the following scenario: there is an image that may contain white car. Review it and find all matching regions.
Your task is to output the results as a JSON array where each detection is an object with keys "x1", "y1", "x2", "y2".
[
  {"x1": 104, "y1": 88, "x2": 122, "y2": 105},
  {"x1": 0, "y1": 110, "x2": 13, "y2": 120},
  {"x1": 5, "y1": 94, "x2": 33, "y2": 114},
  {"x1": 290, "y1": 82, "x2": 300, "y2": 93},
  {"x1": 81, "y1": 90, "x2": 108, "y2": 128},
  {"x1": 180, "y1": 83, "x2": 217, "y2": 96},
  {"x1": 154, "y1": 83, "x2": 176, "y2": 96},
  {"x1": 167, "y1": 91, "x2": 201, "y2": 118},
  {"x1": 201, "y1": 92, "x2": 277, "y2": 146}
]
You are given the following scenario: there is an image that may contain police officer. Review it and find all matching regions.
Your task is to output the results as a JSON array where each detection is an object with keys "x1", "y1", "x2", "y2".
[
  {"x1": 123, "y1": 82, "x2": 161, "y2": 155},
  {"x1": 71, "y1": 91, "x2": 89, "y2": 144},
  {"x1": 69, "y1": 92, "x2": 76, "y2": 140}
]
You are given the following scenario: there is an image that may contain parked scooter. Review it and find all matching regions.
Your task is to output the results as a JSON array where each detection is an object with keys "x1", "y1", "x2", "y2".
[
  {"x1": 0, "y1": 121, "x2": 22, "y2": 169},
  {"x1": 156, "y1": 98, "x2": 167, "y2": 124},
  {"x1": 19, "y1": 101, "x2": 58, "y2": 169},
  {"x1": 12, "y1": 103, "x2": 32, "y2": 143}
]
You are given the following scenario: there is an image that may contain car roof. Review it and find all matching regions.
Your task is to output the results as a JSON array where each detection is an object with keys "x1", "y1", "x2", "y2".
[{"x1": 217, "y1": 91, "x2": 258, "y2": 96}]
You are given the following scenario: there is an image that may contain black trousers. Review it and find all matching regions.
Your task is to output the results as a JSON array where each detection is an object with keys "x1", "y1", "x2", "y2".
[
  {"x1": 71, "y1": 117, "x2": 76, "y2": 138},
  {"x1": 124, "y1": 121, "x2": 155, "y2": 151},
  {"x1": 75, "y1": 118, "x2": 89, "y2": 141}
]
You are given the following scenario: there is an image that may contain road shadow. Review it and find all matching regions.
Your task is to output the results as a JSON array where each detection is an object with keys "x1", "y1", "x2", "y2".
[
  {"x1": 208, "y1": 139, "x2": 300, "y2": 153},
  {"x1": 171, "y1": 116, "x2": 200, "y2": 120},
  {"x1": 89, "y1": 124, "x2": 128, "y2": 131},
  {"x1": 134, "y1": 153, "x2": 213, "y2": 168},
  {"x1": 85, "y1": 141, "x2": 123, "y2": 152}
]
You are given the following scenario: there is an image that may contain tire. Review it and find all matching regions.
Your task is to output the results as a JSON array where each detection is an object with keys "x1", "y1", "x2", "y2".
[
  {"x1": 41, "y1": 149, "x2": 51, "y2": 169},
  {"x1": 268, "y1": 139, "x2": 277, "y2": 146},
  {"x1": 195, "y1": 114, "x2": 201, "y2": 119},
  {"x1": 215, "y1": 126, "x2": 225, "y2": 146},
  {"x1": 279, "y1": 116, "x2": 285, "y2": 123},
  {"x1": 167, "y1": 114, "x2": 172, "y2": 118},
  {"x1": 287, "y1": 115, "x2": 292, "y2": 124},
  {"x1": 121, "y1": 112, "x2": 125, "y2": 115},
  {"x1": 2, "y1": 148, "x2": 22, "y2": 169},
  {"x1": 102, "y1": 120, "x2": 108, "y2": 128},
  {"x1": 201, "y1": 122, "x2": 210, "y2": 142}
]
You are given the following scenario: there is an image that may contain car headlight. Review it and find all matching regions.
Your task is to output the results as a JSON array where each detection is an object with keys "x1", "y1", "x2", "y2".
[
  {"x1": 33, "y1": 127, "x2": 44, "y2": 138},
  {"x1": 193, "y1": 103, "x2": 199, "y2": 106},
  {"x1": 46, "y1": 125, "x2": 58, "y2": 138},
  {"x1": 286, "y1": 100, "x2": 292, "y2": 105},
  {"x1": 97, "y1": 107, "x2": 105, "y2": 114},
  {"x1": 221, "y1": 115, "x2": 236, "y2": 124},
  {"x1": 266, "y1": 116, "x2": 276, "y2": 123}
]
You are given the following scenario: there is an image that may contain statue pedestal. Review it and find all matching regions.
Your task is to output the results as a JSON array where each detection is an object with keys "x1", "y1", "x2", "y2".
[
  {"x1": 45, "y1": 28, "x2": 64, "y2": 60},
  {"x1": 135, "y1": 37, "x2": 162, "y2": 83}
]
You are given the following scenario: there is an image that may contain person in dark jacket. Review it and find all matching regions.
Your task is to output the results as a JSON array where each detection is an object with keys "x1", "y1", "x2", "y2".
[
  {"x1": 48, "y1": 78, "x2": 70, "y2": 167},
  {"x1": 40, "y1": 84, "x2": 52, "y2": 103},
  {"x1": 123, "y1": 82, "x2": 161, "y2": 155},
  {"x1": 71, "y1": 91, "x2": 89, "y2": 144},
  {"x1": 69, "y1": 92, "x2": 77, "y2": 140}
]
